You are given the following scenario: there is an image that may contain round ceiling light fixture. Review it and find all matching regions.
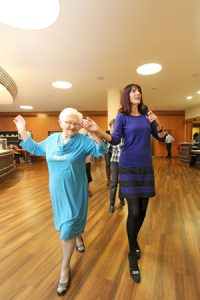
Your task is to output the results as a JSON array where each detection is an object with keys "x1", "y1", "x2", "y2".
[
  {"x1": 136, "y1": 63, "x2": 162, "y2": 75},
  {"x1": 186, "y1": 96, "x2": 193, "y2": 100},
  {"x1": 0, "y1": 66, "x2": 18, "y2": 104},
  {"x1": 52, "y1": 81, "x2": 72, "y2": 89},
  {"x1": 0, "y1": 83, "x2": 13, "y2": 104},
  {"x1": 0, "y1": 0, "x2": 60, "y2": 30}
]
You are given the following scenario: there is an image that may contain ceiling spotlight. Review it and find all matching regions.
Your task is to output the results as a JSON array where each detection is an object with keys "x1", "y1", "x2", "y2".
[
  {"x1": 186, "y1": 96, "x2": 192, "y2": 100},
  {"x1": 20, "y1": 105, "x2": 33, "y2": 109},
  {"x1": 136, "y1": 63, "x2": 162, "y2": 75},
  {"x1": 0, "y1": 66, "x2": 18, "y2": 104},
  {"x1": 197, "y1": 91, "x2": 200, "y2": 95},
  {"x1": 52, "y1": 81, "x2": 72, "y2": 89}
]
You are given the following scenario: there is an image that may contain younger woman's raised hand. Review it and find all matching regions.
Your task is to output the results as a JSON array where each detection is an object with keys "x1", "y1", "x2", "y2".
[
  {"x1": 82, "y1": 117, "x2": 99, "y2": 132},
  {"x1": 146, "y1": 111, "x2": 157, "y2": 124}
]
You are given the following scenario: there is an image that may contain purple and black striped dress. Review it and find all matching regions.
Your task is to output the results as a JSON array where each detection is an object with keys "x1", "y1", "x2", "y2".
[{"x1": 111, "y1": 113, "x2": 166, "y2": 200}]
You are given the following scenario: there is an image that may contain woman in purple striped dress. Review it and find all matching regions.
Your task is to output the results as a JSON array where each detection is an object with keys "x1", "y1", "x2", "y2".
[{"x1": 83, "y1": 83, "x2": 166, "y2": 283}]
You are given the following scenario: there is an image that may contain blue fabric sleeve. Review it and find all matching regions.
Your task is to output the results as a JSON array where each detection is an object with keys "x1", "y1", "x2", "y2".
[
  {"x1": 110, "y1": 113, "x2": 124, "y2": 145},
  {"x1": 84, "y1": 135, "x2": 108, "y2": 157},
  {"x1": 20, "y1": 137, "x2": 47, "y2": 156}
]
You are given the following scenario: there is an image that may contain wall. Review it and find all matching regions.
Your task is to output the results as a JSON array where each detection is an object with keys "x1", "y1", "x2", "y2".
[
  {"x1": 153, "y1": 111, "x2": 186, "y2": 157},
  {"x1": 0, "y1": 110, "x2": 189, "y2": 157},
  {"x1": 0, "y1": 112, "x2": 108, "y2": 142},
  {"x1": 186, "y1": 122, "x2": 193, "y2": 141},
  {"x1": 185, "y1": 103, "x2": 200, "y2": 120}
]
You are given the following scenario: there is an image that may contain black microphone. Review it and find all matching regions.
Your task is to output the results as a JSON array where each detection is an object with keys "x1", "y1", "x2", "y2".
[
  {"x1": 140, "y1": 104, "x2": 149, "y2": 115},
  {"x1": 141, "y1": 104, "x2": 157, "y2": 127}
]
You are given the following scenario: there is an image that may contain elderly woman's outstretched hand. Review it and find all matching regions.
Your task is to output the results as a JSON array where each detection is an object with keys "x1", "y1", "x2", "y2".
[
  {"x1": 13, "y1": 115, "x2": 26, "y2": 134},
  {"x1": 13, "y1": 115, "x2": 30, "y2": 141},
  {"x1": 82, "y1": 117, "x2": 99, "y2": 132}
]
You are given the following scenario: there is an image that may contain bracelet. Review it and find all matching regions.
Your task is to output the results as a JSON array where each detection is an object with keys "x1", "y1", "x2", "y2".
[{"x1": 18, "y1": 131, "x2": 30, "y2": 137}]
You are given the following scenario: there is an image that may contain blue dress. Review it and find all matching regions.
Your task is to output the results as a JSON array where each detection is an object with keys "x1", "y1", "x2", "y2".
[
  {"x1": 111, "y1": 113, "x2": 166, "y2": 199},
  {"x1": 20, "y1": 133, "x2": 107, "y2": 239}
]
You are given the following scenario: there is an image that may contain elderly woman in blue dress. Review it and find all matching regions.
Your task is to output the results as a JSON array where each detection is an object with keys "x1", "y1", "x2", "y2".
[{"x1": 13, "y1": 108, "x2": 107, "y2": 296}]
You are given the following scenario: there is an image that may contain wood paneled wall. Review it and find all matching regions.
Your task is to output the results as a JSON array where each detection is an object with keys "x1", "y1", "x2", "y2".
[
  {"x1": 0, "y1": 110, "x2": 191, "y2": 157},
  {"x1": 0, "y1": 112, "x2": 108, "y2": 142},
  {"x1": 153, "y1": 112, "x2": 186, "y2": 157}
]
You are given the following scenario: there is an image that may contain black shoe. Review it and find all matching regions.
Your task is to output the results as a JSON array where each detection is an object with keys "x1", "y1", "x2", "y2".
[
  {"x1": 120, "y1": 199, "x2": 125, "y2": 206},
  {"x1": 130, "y1": 269, "x2": 140, "y2": 283},
  {"x1": 109, "y1": 205, "x2": 115, "y2": 213},
  {"x1": 57, "y1": 269, "x2": 71, "y2": 296},
  {"x1": 128, "y1": 253, "x2": 141, "y2": 283}
]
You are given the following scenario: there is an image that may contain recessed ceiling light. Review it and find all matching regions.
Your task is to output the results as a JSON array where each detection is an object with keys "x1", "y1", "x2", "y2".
[
  {"x1": 186, "y1": 96, "x2": 193, "y2": 100},
  {"x1": 0, "y1": 0, "x2": 60, "y2": 30},
  {"x1": 136, "y1": 63, "x2": 162, "y2": 75},
  {"x1": 20, "y1": 105, "x2": 33, "y2": 109},
  {"x1": 52, "y1": 81, "x2": 72, "y2": 89},
  {"x1": 197, "y1": 90, "x2": 200, "y2": 95}
]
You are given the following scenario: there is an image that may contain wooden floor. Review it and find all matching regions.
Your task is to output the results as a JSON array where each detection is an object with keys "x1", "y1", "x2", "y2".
[{"x1": 0, "y1": 158, "x2": 200, "y2": 300}]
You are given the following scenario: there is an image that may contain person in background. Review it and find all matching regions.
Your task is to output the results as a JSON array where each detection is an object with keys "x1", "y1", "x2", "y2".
[
  {"x1": 10, "y1": 144, "x2": 25, "y2": 163},
  {"x1": 82, "y1": 83, "x2": 166, "y2": 283},
  {"x1": 191, "y1": 132, "x2": 198, "y2": 144},
  {"x1": 194, "y1": 132, "x2": 200, "y2": 146},
  {"x1": 85, "y1": 154, "x2": 93, "y2": 197},
  {"x1": 104, "y1": 120, "x2": 115, "y2": 186},
  {"x1": 79, "y1": 128, "x2": 93, "y2": 197},
  {"x1": 190, "y1": 132, "x2": 200, "y2": 166},
  {"x1": 109, "y1": 120, "x2": 125, "y2": 213},
  {"x1": 13, "y1": 108, "x2": 107, "y2": 297},
  {"x1": 165, "y1": 130, "x2": 174, "y2": 159}
]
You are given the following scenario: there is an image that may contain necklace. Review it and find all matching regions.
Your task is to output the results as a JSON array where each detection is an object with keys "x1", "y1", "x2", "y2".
[{"x1": 62, "y1": 132, "x2": 69, "y2": 144}]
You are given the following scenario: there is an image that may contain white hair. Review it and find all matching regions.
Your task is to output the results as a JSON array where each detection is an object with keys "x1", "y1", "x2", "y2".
[{"x1": 59, "y1": 108, "x2": 83, "y2": 122}]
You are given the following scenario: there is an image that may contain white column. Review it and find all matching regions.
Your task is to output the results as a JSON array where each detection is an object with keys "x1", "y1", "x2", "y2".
[{"x1": 107, "y1": 89, "x2": 121, "y2": 126}]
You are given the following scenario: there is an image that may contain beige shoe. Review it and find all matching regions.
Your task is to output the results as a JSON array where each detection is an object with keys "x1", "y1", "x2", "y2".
[
  {"x1": 57, "y1": 269, "x2": 71, "y2": 296},
  {"x1": 76, "y1": 236, "x2": 85, "y2": 252}
]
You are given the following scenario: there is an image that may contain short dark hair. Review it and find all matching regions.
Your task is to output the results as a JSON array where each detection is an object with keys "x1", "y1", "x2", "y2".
[
  {"x1": 119, "y1": 83, "x2": 144, "y2": 115},
  {"x1": 109, "y1": 119, "x2": 115, "y2": 127},
  {"x1": 193, "y1": 132, "x2": 199, "y2": 139}
]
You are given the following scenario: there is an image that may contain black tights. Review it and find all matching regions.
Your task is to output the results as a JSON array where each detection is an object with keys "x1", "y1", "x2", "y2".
[{"x1": 126, "y1": 198, "x2": 149, "y2": 259}]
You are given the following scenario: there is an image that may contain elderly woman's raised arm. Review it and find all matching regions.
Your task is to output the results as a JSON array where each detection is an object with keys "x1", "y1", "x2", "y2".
[{"x1": 13, "y1": 115, "x2": 30, "y2": 141}]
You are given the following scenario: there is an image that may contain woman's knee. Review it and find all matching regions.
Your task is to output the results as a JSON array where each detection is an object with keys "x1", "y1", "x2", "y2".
[{"x1": 127, "y1": 198, "x2": 140, "y2": 216}]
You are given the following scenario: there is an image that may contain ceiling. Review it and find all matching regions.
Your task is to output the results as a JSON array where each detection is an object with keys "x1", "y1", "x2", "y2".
[{"x1": 0, "y1": 0, "x2": 200, "y2": 113}]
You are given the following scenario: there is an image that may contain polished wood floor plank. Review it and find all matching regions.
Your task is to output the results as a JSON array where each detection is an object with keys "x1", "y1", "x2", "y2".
[{"x1": 0, "y1": 158, "x2": 200, "y2": 300}]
